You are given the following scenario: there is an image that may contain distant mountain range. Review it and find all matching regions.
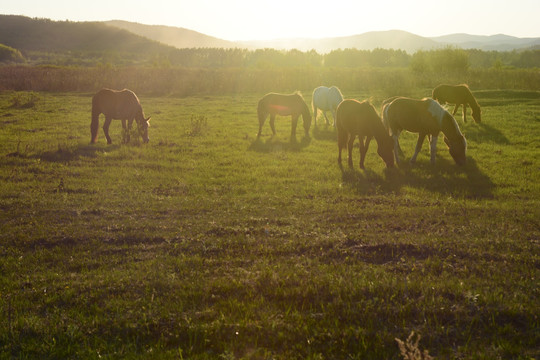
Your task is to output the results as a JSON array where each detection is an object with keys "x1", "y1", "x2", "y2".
[
  {"x1": 1, "y1": 15, "x2": 539, "y2": 55},
  {"x1": 107, "y1": 20, "x2": 540, "y2": 53}
]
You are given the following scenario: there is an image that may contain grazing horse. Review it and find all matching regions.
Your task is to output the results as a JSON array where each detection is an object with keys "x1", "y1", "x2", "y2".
[
  {"x1": 91, "y1": 88, "x2": 150, "y2": 144},
  {"x1": 432, "y1": 84, "x2": 481, "y2": 123},
  {"x1": 257, "y1": 92, "x2": 311, "y2": 137},
  {"x1": 312, "y1": 86, "x2": 344, "y2": 127},
  {"x1": 383, "y1": 97, "x2": 467, "y2": 166},
  {"x1": 336, "y1": 99, "x2": 394, "y2": 169}
]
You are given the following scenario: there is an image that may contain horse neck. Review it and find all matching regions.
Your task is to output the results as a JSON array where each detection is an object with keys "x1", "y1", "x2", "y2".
[
  {"x1": 371, "y1": 114, "x2": 390, "y2": 142},
  {"x1": 466, "y1": 91, "x2": 480, "y2": 112},
  {"x1": 441, "y1": 113, "x2": 463, "y2": 141}
]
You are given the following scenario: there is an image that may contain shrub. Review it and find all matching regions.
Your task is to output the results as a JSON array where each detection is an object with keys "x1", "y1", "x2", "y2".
[{"x1": 0, "y1": 43, "x2": 25, "y2": 63}]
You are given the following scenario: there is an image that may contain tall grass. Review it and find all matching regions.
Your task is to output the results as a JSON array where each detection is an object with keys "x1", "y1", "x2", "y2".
[{"x1": 1, "y1": 65, "x2": 539, "y2": 96}]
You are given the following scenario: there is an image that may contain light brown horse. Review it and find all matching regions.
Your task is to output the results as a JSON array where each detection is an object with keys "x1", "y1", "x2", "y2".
[
  {"x1": 336, "y1": 99, "x2": 394, "y2": 169},
  {"x1": 432, "y1": 84, "x2": 481, "y2": 123},
  {"x1": 257, "y1": 92, "x2": 311, "y2": 137},
  {"x1": 383, "y1": 97, "x2": 467, "y2": 166},
  {"x1": 91, "y1": 88, "x2": 150, "y2": 144}
]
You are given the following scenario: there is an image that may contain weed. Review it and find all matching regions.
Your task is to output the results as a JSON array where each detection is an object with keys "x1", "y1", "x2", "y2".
[
  {"x1": 187, "y1": 114, "x2": 208, "y2": 136},
  {"x1": 395, "y1": 332, "x2": 433, "y2": 360}
]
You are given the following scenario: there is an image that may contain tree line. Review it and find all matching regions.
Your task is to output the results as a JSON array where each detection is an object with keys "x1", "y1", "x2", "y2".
[{"x1": 2, "y1": 45, "x2": 539, "y2": 71}]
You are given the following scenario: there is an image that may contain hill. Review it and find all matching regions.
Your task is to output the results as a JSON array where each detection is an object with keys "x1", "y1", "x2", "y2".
[
  {"x1": 238, "y1": 30, "x2": 440, "y2": 53},
  {"x1": 102, "y1": 20, "x2": 540, "y2": 53},
  {"x1": 105, "y1": 20, "x2": 238, "y2": 49},
  {"x1": 429, "y1": 33, "x2": 540, "y2": 51},
  {"x1": 0, "y1": 15, "x2": 176, "y2": 54}
]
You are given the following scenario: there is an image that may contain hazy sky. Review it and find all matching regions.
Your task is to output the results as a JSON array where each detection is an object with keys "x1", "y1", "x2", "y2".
[{"x1": 3, "y1": 0, "x2": 539, "y2": 40}]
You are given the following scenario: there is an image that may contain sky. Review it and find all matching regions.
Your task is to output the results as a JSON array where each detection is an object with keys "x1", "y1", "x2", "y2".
[{"x1": 3, "y1": 0, "x2": 539, "y2": 41}]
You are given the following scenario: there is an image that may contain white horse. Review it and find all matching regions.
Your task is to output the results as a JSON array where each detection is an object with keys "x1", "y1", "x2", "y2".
[{"x1": 312, "y1": 86, "x2": 344, "y2": 127}]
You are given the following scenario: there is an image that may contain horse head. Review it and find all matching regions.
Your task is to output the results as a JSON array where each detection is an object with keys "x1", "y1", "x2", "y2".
[
  {"x1": 472, "y1": 109, "x2": 482, "y2": 123},
  {"x1": 377, "y1": 135, "x2": 395, "y2": 168},
  {"x1": 444, "y1": 135, "x2": 467, "y2": 166},
  {"x1": 138, "y1": 116, "x2": 151, "y2": 143}
]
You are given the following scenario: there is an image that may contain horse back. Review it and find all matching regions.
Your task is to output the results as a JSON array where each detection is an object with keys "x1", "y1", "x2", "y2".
[
  {"x1": 337, "y1": 99, "x2": 381, "y2": 136},
  {"x1": 386, "y1": 97, "x2": 441, "y2": 135},
  {"x1": 92, "y1": 88, "x2": 143, "y2": 120},
  {"x1": 432, "y1": 84, "x2": 471, "y2": 104},
  {"x1": 259, "y1": 92, "x2": 308, "y2": 115}
]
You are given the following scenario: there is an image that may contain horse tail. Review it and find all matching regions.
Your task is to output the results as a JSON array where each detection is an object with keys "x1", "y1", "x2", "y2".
[{"x1": 90, "y1": 98, "x2": 100, "y2": 143}]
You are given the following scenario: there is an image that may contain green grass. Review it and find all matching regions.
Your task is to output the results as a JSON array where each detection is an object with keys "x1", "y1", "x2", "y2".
[{"x1": 0, "y1": 89, "x2": 539, "y2": 359}]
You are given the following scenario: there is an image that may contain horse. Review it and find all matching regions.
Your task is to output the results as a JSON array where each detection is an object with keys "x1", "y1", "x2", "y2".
[
  {"x1": 432, "y1": 84, "x2": 481, "y2": 123},
  {"x1": 91, "y1": 88, "x2": 150, "y2": 144},
  {"x1": 336, "y1": 99, "x2": 394, "y2": 169},
  {"x1": 382, "y1": 97, "x2": 467, "y2": 166},
  {"x1": 312, "y1": 86, "x2": 344, "y2": 127},
  {"x1": 257, "y1": 92, "x2": 311, "y2": 137}
]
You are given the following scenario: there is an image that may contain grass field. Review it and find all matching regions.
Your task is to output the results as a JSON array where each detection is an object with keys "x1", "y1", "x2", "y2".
[{"x1": 0, "y1": 89, "x2": 538, "y2": 359}]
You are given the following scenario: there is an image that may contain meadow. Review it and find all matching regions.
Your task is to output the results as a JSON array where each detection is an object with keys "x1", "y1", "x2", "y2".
[{"x1": 0, "y1": 88, "x2": 538, "y2": 359}]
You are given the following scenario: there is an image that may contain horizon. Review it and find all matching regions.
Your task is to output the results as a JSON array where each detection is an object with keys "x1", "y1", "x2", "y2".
[{"x1": 2, "y1": 0, "x2": 539, "y2": 41}]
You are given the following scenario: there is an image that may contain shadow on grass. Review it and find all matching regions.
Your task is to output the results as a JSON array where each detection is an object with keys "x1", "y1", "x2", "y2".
[
  {"x1": 341, "y1": 156, "x2": 495, "y2": 199},
  {"x1": 312, "y1": 124, "x2": 337, "y2": 142},
  {"x1": 32, "y1": 143, "x2": 121, "y2": 162},
  {"x1": 248, "y1": 135, "x2": 312, "y2": 153},
  {"x1": 463, "y1": 123, "x2": 510, "y2": 145}
]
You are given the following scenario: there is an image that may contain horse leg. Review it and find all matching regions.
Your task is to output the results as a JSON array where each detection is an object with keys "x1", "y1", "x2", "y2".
[
  {"x1": 90, "y1": 111, "x2": 100, "y2": 143},
  {"x1": 121, "y1": 119, "x2": 128, "y2": 143},
  {"x1": 452, "y1": 104, "x2": 460, "y2": 116},
  {"x1": 270, "y1": 115, "x2": 277, "y2": 136},
  {"x1": 257, "y1": 113, "x2": 267, "y2": 138},
  {"x1": 347, "y1": 135, "x2": 355, "y2": 168},
  {"x1": 410, "y1": 133, "x2": 426, "y2": 164},
  {"x1": 103, "y1": 117, "x2": 113, "y2": 145},
  {"x1": 127, "y1": 119, "x2": 135, "y2": 143},
  {"x1": 337, "y1": 131, "x2": 346, "y2": 166},
  {"x1": 392, "y1": 134, "x2": 401, "y2": 164},
  {"x1": 429, "y1": 134, "x2": 439, "y2": 164},
  {"x1": 359, "y1": 135, "x2": 372, "y2": 169},
  {"x1": 291, "y1": 115, "x2": 298, "y2": 137},
  {"x1": 462, "y1": 104, "x2": 468, "y2": 123},
  {"x1": 323, "y1": 111, "x2": 329, "y2": 126},
  {"x1": 331, "y1": 109, "x2": 337, "y2": 128},
  {"x1": 313, "y1": 106, "x2": 318, "y2": 126}
]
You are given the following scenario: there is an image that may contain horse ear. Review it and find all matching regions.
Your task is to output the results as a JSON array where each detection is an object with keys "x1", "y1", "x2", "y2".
[{"x1": 146, "y1": 117, "x2": 151, "y2": 126}]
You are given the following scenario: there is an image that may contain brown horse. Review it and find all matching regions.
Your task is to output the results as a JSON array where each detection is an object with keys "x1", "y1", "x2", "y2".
[
  {"x1": 257, "y1": 92, "x2": 311, "y2": 137},
  {"x1": 336, "y1": 99, "x2": 394, "y2": 169},
  {"x1": 383, "y1": 97, "x2": 467, "y2": 166},
  {"x1": 91, "y1": 88, "x2": 150, "y2": 144},
  {"x1": 432, "y1": 84, "x2": 481, "y2": 123}
]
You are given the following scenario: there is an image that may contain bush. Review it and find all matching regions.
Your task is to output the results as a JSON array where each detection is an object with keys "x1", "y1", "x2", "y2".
[{"x1": 0, "y1": 43, "x2": 25, "y2": 63}]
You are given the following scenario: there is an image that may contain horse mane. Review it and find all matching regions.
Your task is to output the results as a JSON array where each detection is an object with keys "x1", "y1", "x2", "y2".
[
  {"x1": 426, "y1": 98, "x2": 451, "y2": 127},
  {"x1": 294, "y1": 91, "x2": 304, "y2": 99}
]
